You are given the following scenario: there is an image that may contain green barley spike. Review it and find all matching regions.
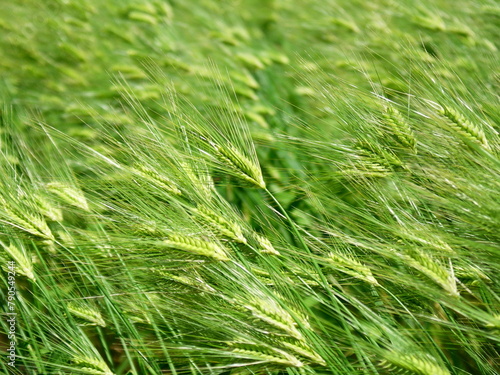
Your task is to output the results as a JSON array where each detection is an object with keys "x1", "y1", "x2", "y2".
[
  {"x1": 72, "y1": 355, "x2": 114, "y2": 375},
  {"x1": 355, "y1": 141, "x2": 403, "y2": 169},
  {"x1": 67, "y1": 302, "x2": 106, "y2": 327},
  {"x1": 381, "y1": 351, "x2": 450, "y2": 375},
  {"x1": 255, "y1": 234, "x2": 280, "y2": 255},
  {"x1": 191, "y1": 205, "x2": 247, "y2": 243},
  {"x1": 240, "y1": 295, "x2": 304, "y2": 340},
  {"x1": 383, "y1": 106, "x2": 417, "y2": 151},
  {"x1": 0, "y1": 196, "x2": 55, "y2": 241},
  {"x1": 162, "y1": 235, "x2": 230, "y2": 261},
  {"x1": 439, "y1": 105, "x2": 489, "y2": 149},
  {"x1": 326, "y1": 252, "x2": 379, "y2": 286},
  {"x1": 215, "y1": 143, "x2": 266, "y2": 189},
  {"x1": 133, "y1": 164, "x2": 182, "y2": 196},
  {"x1": 34, "y1": 194, "x2": 63, "y2": 222},
  {"x1": 405, "y1": 249, "x2": 458, "y2": 296},
  {"x1": 1, "y1": 241, "x2": 35, "y2": 281},
  {"x1": 229, "y1": 342, "x2": 304, "y2": 367},
  {"x1": 280, "y1": 340, "x2": 326, "y2": 366},
  {"x1": 46, "y1": 182, "x2": 90, "y2": 211}
]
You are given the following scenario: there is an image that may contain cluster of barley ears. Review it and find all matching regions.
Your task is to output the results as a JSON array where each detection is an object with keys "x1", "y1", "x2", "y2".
[{"x1": 1, "y1": 0, "x2": 499, "y2": 375}]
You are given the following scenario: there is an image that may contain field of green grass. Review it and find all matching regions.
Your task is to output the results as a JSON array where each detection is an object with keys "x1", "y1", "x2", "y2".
[{"x1": 0, "y1": 0, "x2": 499, "y2": 374}]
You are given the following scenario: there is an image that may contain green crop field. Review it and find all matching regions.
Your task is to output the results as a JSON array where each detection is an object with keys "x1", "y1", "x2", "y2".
[{"x1": 0, "y1": 0, "x2": 499, "y2": 374}]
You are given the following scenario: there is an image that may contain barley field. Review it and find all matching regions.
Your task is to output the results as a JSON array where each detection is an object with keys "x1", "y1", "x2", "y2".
[{"x1": 0, "y1": 1, "x2": 499, "y2": 374}]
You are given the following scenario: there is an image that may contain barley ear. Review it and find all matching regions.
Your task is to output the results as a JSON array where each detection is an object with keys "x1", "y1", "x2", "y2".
[
  {"x1": 162, "y1": 235, "x2": 230, "y2": 261},
  {"x1": 355, "y1": 141, "x2": 403, "y2": 169},
  {"x1": 326, "y1": 252, "x2": 379, "y2": 286},
  {"x1": 383, "y1": 106, "x2": 417, "y2": 151},
  {"x1": 34, "y1": 194, "x2": 63, "y2": 222},
  {"x1": 195, "y1": 132, "x2": 266, "y2": 188},
  {"x1": 46, "y1": 182, "x2": 90, "y2": 211},
  {"x1": 216, "y1": 143, "x2": 266, "y2": 188},
  {"x1": 255, "y1": 233, "x2": 280, "y2": 255},
  {"x1": 404, "y1": 249, "x2": 458, "y2": 296},
  {"x1": 132, "y1": 164, "x2": 182, "y2": 196},
  {"x1": 280, "y1": 340, "x2": 326, "y2": 366},
  {"x1": 240, "y1": 295, "x2": 304, "y2": 340},
  {"x1": 381, "y1": 351, "x2": 450, "y2": 375},
  {"x1": 191, "y1": 205, "x2": 247, "y2": 244},
  {"x1": 67, "y1": 302, "x2": 106, "y2": 327},
  {"x1": 229, "y1": 342, "x2": 304, "y2": 367},
  {"x1": 343, "y1": 159, "x2": 392, "y2": 178},
  {"x1": 1, "y1": 241, "x2": 35, "y2": 281},
  {"x1": 0, "y1": 196, "x2": 55, "y2": 241},
  {"x1": 438, "y1": 105, "x2": 489, "y2": 149},
  {"x1": 485, "y1": 314, "x2": 500, "y2": 329},
  {"x1": 72, "y1": 355, "x2": 114, "y2": 375},
  {"x1": 181, "y1": 161, "x2": 214, "y2": 198},
  {"x1": 151, "y1": 267, "x2": 215, "y2": 292}
]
